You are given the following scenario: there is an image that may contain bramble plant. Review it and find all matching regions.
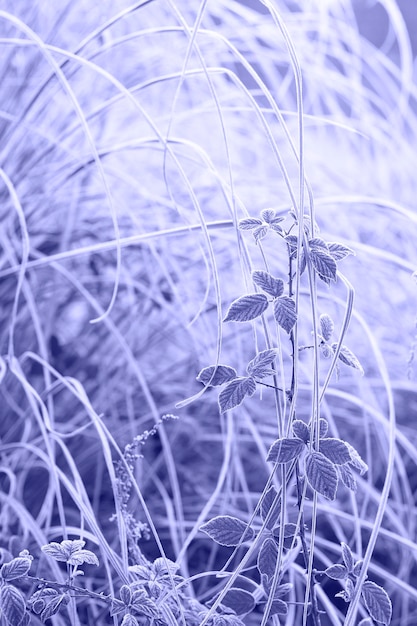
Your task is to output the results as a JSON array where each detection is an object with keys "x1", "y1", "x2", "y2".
[{"x1": 0, "y1": 1, "x2": 416, "y2": 626}]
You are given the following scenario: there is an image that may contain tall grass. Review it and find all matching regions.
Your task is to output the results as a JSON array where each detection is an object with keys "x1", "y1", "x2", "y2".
[{"x1": 0, "y1": 1, "x2": 416, "y2": 624}]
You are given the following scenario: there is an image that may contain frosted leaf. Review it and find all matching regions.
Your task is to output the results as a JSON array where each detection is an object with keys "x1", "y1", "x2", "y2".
[
  {"x1": 257, "y1": 538, "x2": 278, "y2": 580},
  {"x1": 218, "y1": 377, "x2": 256, "y2": 413},
  {"x1": 325, "y1": 564, "x2": 348, "y2": 580},
  {"x1": 292, "y1": 420, "x2": 309, "y2": 444},
  {"x1": 197, "y1": 365, "x2": 237, "y2": 386},
  {"x1": 200, "y1": 516, "x2": 254, "y2": 547},
  {"x1": 0, "y1": 557, "x2": 32, "y2": 581},
  {"x1": 305, "y1": 452, "x2": 338, "y2": 500},
  {"x1": 273, "y1": 296, "x2": 297, "y2": 333},
  {"x1": 247, "y1": 349, "x2": 279, "y2": 378},
  {"x1": 319, "y1": 438, "x2": 351, "y2": 465},
  {"x1": 328, "y1": 242, "x2": 355, "y2": 261},
  {"x1": 224, "y1": 294, "x2": 269, "y2": 323},
  {"x1": 0, "y1": 584, "x2": 26, "y2": 626},
  {"x1": 222, "y1": 588, "x2": 256, "y2": 615},
  {"x1": 252, "y1": 270, "x2": 284, "y2": 297},
  {"x1": 319, "y1": 314, "x2": 334, "y2": 342},
  {"x1": 238, "y1": 218, "x2": 263, "y2": 230},
  {"x1": 362, "y1": 581, "x2": 392, "y2": 625},
  {"x1": 267, "y1": 437, "x2": 304, "y2": 463}
]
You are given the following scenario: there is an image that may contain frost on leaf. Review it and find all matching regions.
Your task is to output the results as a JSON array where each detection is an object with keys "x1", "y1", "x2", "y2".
[
  {"x1": 257, "y1": 538, "x2": 278, "y2": 580},
  {"x1": 252, "y1": 270, "x2": 284, "y2": 298},
  {"x1": 305, "y1": 452, "x2": 338, "y2": 500},
  {"x1": 218, "y1": 377, "x2": 256, "y2": 413},
  {"x1": 197, "y1": 365, "x2": 237, "y2": 387},
  {"x1": 318, "y1": 438, "x2": 351, "y2": 465},
  {"x1": 267, "y1": 437, "x2": 304, "y2": 463},
  {"x1": 325, "y1": 564, "x2": 348, "y2": 580},
  {"x1": 338, "y1": 463, "x2": 357, "y2": 492},
  {"x1": 0, "y1": 584, "x2": 26, "y2": 626},
  {"x1": 222, "y1": 588, "x2": 256, "y2": 615},
  {"x1": 273, "y1": 296, "x2": 297, "y2": 333},
  {"x1": 200, "y1": 516, "x2": 254, "y2": 547},
  {"x1": 310, "y1": 248, "x2": 337, "y2": 284},
  {"x1": 0, "y1": 557, "x2": 32, "y2": 581},
  {"x1": 319, "y1": 314, "x2": 334, "y2": 342},
  {"x1": 361, "y1": 581, "x2": 392, "y2": 625},
  {"x1": 260, "y1": 485, "x2": 280, "y2": 529},
  {"x1": 345, "y1": 442, "x2": 368, "y2": 475},
  {"x1": 332, "y1": 344, "x2": 364, "y2": 375},
  {"x1": 247, "y1": 349, "x2": 279, "y2": 378},
  {"x1": 341, "y1": 542, "x2": 354, "y2": 573},
  {"x1": 253, "y1": 225, "x2": 269, "y2": 243},
  {"x1": 270, "y1": 598, "x2": 288, "y2": 616},
  {"x1": 121, "y1": 615, "x2": 139, "y2": 626},
  {"x1": 224, "y1": 294, "x2": 269, "y2": 323},
  {"x1": 238, "y1": 218, "x2": 263, "y2": 230},
  {"x1": 40, "y1": 594, "x2": 70, "y2": 622},
  {"x1": 260, "y1": 208, "x2": 276, "y2": 223},
  {"x1": 327, "y1": 242, "x2": 355, "y2": 261},
  {"x1": 41, "y1": 540, "x2": 99, "y2": 567},
  {"x1": 292, "y1": 420, "x2": 310, "y2": 444}
]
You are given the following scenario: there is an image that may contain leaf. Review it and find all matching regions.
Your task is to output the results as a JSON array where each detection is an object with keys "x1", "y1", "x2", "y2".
[
  {"x1": 319, "y1": 438, "x2": 351, "y2": 465},
  {"x1": 120, "y1": 585, "x2": 132, "y2": 606},
  {"x1": 305, "y1": 452, "x2": 338, "y2": 500},
  {"x1": 252, "y1": 270, "x2": 284, "y2": 298},
  {"x1": 247, "y1": 349, "x2": 279, "y2": 378},
  {"x1": 224, "y1": 294, "x2": 269, "y2": 323},
  {"x1": 129, "y1": 592, "x2": 158, "y2": 617},
  {"x1": 121, "y1": 615, "x2": 139, "y2": 626},
  {"x1": 222, "y1": 588, "x2": 256, "y2": 615},
  {"x1": 310, "y1": 249, "x2": 337, "y2": 284},
  {"x1": 218, "y1": 377, "x2": 256, "y2": 413},
  {"x1": 253, "y1": 225, "x2": 269, "y2": 243},
  {"x1": 267, "y1": 437, "x2": 305, "y2": 463},
  {"x1": 0, "y1": 557, "x2": 32, "y2": 581},
  {"x1": 332, "y1": 344, "x2": 364, "y2": 374},
  {"x1": 285, "y1": 235, "x2": 298, "y2": 255},
  {"x1": 42, "y1": 539, "x2": 84, "y2": 563},
  {"x1": 67, "y1": 549, "x2": 99, "y2": 566},
  {"x1": 0, "y1": 584, "x2": 26, "y2": 626},
  {"x1": 341, "y1": 542, "x2": 354, "y2": 573},
  {"x1": 273, "y1": 296, "x2": 297, "y2": 334},
  {"x1": 338, "y1": 464, "x2": 357, "y2": 492},
  {"x1": 292, "y1": 420, "x2": 309, "y2": 444},
  {"x1": 40, "y1": 594, "x2": 70, "y2": 622},
  {"x1": 238, "y1": 218, "x2": 263, "y2": 230},
  {"x1": 260, "y1": 208, "x2": 276, "y2": 223},
  {"x1": 345, "y1": 442, "x2": 368, "y2": 475},
  {"x1": 200, "y1": 516, "x2": 254, "y2": 547},
  {"x1": 324, "y1": 564, "x2": 348, "y2": 580},
  {"x1": 319, "y1": 314, "x2": 334, "y2": 342},
  {"x1": 110, "y1": 599, "x2": 125, "y2": 616},
  {"x1": 269, "y1": 598, "x2": 288, "y2": 616},
  {"x1": 260, "y1": 486, "x2": 280, "y2": 530},
  {"x1": 353, "y1": 560, "x2": 363, "y2": 577},
  {"x1": 257, "y1": 538, "x2": 278, "y2": 580},
  {"x1": 361, "y1": 581, "x2": 392, "y2": 625},
  {"x1": 336, "y1": 577, "x2": 355, "y2": 602},
  {"x1": 197, "y1": 365, "x2": 237, "y2": 387},
  {"x1": 328, "y1": 242, "x2": 355, "y2": 261}
]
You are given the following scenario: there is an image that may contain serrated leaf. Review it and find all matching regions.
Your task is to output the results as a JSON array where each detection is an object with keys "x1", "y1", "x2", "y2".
[
  {"x1": 273, "y1": 296, "x2": 297, "y2": 334},
  {"x1": 238, "y1": 217, "x2": 263, "y2": 230},
  {"x1": 200, "y1": 516, "x2": 254, "y2": 547},
  {"x1": 42, "y1": 539, "x2": 85, "y2": 563},
  {"x1": 260, "y1": 208, "x2": 276, "y2": 223},
  {"x1": 224, "y1": 293, "x2": 269, "y2": 323},
  {"x1": 362, "y1": 581, "x2": 392, "y2": 625},
  {"x1": 328, "y1": 242, "x2": 355, "y2": 261},
  {"x1": 305, "y1": 451, "x2": 338, "y2": 500},
  {"x1": 67, "y1": 549, "x2": 99, "y2": 567},
  {"x1": 0, "y1": 557, "x2": 31, "y2": 581},
  {"x1": 324, "y1": 564, "x2": 348, "y2": 580},
  {"x1": 270, "y1": 598, "x2": 288, "y2": 616},
  {"x1": 319, "y1": 314, "x2": 334, "y2": 342},
  {"x1": 319, "y1": 438, "x2": 351, "y2": 465},
  {"x1": 353, "y1": 560, "x2": 363, "y2": 577},
  {"x1": 110, "y1": 599, "x2": 125, "y2": 616},
  {"x1": 218, "y1": 377, "x2": 256, "y2": 413},
  {"x1": 0, "y1": 584, "x2": 26, "y2": 626},
  {"x1": 332, "y1": 344, "x2": 364, "y2": 374},
  {"x1": 341, "y1": 543, "x2": 354, "y2": 573},
  {"x1": 309, "y1": 237, "x2": 329, "y2": 252},
  {"x1": 121, "y1": 615, "x2": 139, "y2": 626},
  {"x1": 257, "y1": 538, "x2": 278, "y2": 580},
  {"x1": 197, "y1": 365, "x2": 237, "y2": 387},
  {"x1": 338, "y1": 464, "x2": 357, "y2": 492},
  {"x1": 260, "y1": 486, "x2": 280, "y2": 529},
  {"x1": 292, "y1": 420, "x2": 310, "y2": 444},
  {"x1": 270, "y1": 222, "x2": 284, "y2": 234},
  {"x1": 345, "y1": 442, "x2": 368, "y2": 475},
  {"x1": 252, "y1": 270, "x2": 284, "y2": 298},
  {"x1": 129, "y1": 593, "x2": 158, "y2": 617},
  {"x1": 310, "y1": 249, "x2": 337, "y2": 284},
  {"x1": 222, "y1": 588, "x2": 256, "y2": 615},
  {"x1": 267, "y1": 437, "x2": 304, "y2": 463},
  {"x1": 40, "y1": 594, "x2": 69, "y2": 622},
  {"x1": 120, "y1": 585, "x2": 132, "y2": 606},
  {"x1": 253, "y1": 225, "x2": 269, "y2": 243},
  {"x1": 247, "y1": 349, "x2": 279, "y2": 378}
]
